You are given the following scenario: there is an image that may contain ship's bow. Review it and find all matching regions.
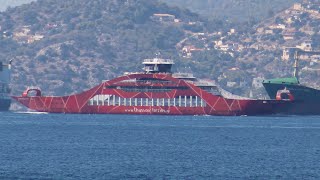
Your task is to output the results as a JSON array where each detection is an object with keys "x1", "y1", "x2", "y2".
[{"x1": 12, "y1": 96, "x2": 46, "y2": 112}]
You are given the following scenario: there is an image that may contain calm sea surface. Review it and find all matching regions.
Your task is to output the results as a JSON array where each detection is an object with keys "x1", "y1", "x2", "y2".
[{"x1": 0, "y1": 112, "x2": 320, "y2": 179}]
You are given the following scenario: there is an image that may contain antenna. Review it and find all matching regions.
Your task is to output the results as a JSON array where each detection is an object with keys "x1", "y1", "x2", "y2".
[
  {"x1": 293, "y1": 50, "x2": 299, "y2": 79},
  {"x1": 155, "y1": 52, "x2": 161, "y2": 58},
  {"x1": 292, "y1": 48, "x2": 320, "y2": 80}
]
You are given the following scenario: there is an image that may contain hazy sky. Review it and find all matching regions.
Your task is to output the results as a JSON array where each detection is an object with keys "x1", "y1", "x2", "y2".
[{"x1": 0, "y1": 0, "x2": 35, "y2": 11}]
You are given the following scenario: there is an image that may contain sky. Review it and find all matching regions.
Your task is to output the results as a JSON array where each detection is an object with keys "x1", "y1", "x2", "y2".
[{"x1": 0, "y1": 0, "x2": 35, "y2": 11}]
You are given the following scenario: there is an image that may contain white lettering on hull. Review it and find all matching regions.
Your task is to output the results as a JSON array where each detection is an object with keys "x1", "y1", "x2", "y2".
[{"x1": 125, "y1": 107, "x2": 170, "y2": 114}]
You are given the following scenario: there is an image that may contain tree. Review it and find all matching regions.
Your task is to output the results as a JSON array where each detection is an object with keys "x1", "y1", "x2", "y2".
[{"x1": 23, "y1": 10, "x2": 39, "y2": 24}]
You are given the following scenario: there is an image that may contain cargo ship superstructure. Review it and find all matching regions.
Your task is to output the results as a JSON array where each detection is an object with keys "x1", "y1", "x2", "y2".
[
  {"x1": 13, "y1": 58, "x2": 292, "y2": 116},
  {"x1": 0, "y1": 61, "x2": 11, "y2": 111}
]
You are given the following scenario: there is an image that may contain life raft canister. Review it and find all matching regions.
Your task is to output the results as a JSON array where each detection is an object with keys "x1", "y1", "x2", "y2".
[{"x1": 276, "y1": 88, "x2": 294, "y2": 101}]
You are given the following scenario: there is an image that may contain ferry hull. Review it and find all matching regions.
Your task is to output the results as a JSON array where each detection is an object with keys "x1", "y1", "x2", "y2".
[
  {"x1": 12, "y1": 73, "x2": 292, "y2": 116},
  {"x1": 12, "y1": 96, "x2": 289, "y2": 116}
]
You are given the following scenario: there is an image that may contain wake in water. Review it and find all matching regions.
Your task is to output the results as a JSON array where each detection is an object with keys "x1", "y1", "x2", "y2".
[{"x1": 15, "y1": 111, "x2": 49, "y2": 115}]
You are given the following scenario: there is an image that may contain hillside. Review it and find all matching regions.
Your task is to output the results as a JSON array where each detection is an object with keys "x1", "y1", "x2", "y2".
[
  {"x1": 172, "y1": 0, "x2": 320, "y2": 97},
  {"x1": 0, "y1": 0, "x2": 207, "y2": 101},
  {"x1": 161, "y1": 0, "x2": 301, "y2": 22}
]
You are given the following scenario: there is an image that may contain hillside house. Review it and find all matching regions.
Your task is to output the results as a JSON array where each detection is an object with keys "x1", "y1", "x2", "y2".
[
  {"x1": 151, "y1": 14, "x2": 175, "y2": 22},
  {"x1": 227, "y1": 81, "x2": 237, "y2": 88},
  {"x1": 45, "y1": 23, "x2": 59, "y2": 30},
  {"x1": 292, "y1": 9, "x2": 304, "y2": 15},
  {"x1": 14, "y1": 26, "x2": 31, "y2": 37},
  {"x1": 297, "y1": 40, "x2": 313, "y2": 51},
  {"x1": 228, "y1": 29, "x2": 236, "y2": 35},
  {"x1": 231, "y1": 43, "x2": 244, "y2": 52},
  {"x1": 182, "y1": 45, "x2": 204, "y2": 53},
  {"x1": 285, "y1": 17, "x2": 294, "y2": 24},
  {"x1": 218, "y1": 44, "x2": 229, "y2": 51},
  {"x1": 2, "y1": 31, "x2": 12, "y2": 38},
  {"x1": 257, "y1": 27, "x2": 264, "y2": 33},
  {"x1": 300, "y1": 26, "x2": 315, "y2": 35},
  {"x1": 211, "y1": 32, "x2": 222, "y2": 36},
  {"x1": 269, "y1": 24, "x2": 286, "y2": 30},
  {"x1": 214, "y1": 40, "x2": 223, "y2": 46},
  {"x1": 282, "y1": 28, "x2": 296, "y2": 40},
  {"x1": 282, "y1": 42, "x2": 314, "y2": 61},
  {"x1": 265, "y1": 29, "x2": 274, "y2": 34},
  {"x1": 228, "y1": 67, "x2": 239, "y2": 71},
  {"x1": 188, "y1": 21, "x2": 204, "y2": 26},
  {"x1": 249, "y1": 44, "x2": 260, "y2": 50},
  {"x1": 282, "y1": 47, "x2": 300, "y2": 61},
  {"x1": 182, "y1": 45, "x2": 204, "y2": 58},
  {"x1": 13, "y1": 27, "x2": 31, "y2": 43},
  {"x1": 27, "y1": 34, "x2": 44, "y2": 44},
  {"x1": 293, "y1": 3, "x2": 303, "y2": 10},
  {"x1": 310, "y1": 55, "x2": 320, "y2": 62}
]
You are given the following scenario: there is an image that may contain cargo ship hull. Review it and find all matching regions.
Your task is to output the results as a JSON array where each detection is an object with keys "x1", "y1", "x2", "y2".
[
  {"x1": 263, "y1": 81, "x2": 320, "y2": 102},
  {"x1": 0, "y1": 61, "x2": 11, "y2": 111},
  {"x1": 262, "y1": 77, "x2": 320, "y2": 115},
  {"x1": 13, "y1": 73, "x2": 291, "y2": 116},
  {"x1": 0, "y1": 98, "x2": 11, "y2": 111}
]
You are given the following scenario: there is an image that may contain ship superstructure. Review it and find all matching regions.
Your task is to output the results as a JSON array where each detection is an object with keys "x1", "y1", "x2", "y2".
[
  {"x1": 13, "y1": 58, "x2": 294, "y2": 116},
  {"x1": 0, "y1": 61, "x2": 11, "y2": 111}
]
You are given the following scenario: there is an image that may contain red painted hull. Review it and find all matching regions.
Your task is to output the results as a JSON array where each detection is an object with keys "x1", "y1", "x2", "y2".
[{"x1": 12, "y1": 74, "x2": 291, "y2": 116}]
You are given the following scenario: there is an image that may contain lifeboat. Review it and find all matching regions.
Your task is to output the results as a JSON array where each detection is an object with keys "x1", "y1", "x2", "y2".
[
  {"x1": 276, "y1": 88, "x2": 294, "y2": 101},
  {"x1": 22, "y1": 87, "x2": 42, "y2": 97}
]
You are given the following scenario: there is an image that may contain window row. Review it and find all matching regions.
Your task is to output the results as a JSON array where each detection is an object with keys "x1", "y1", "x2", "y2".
[{"x1": 87, "y1": 95, "x2": 207, "y2": 107}]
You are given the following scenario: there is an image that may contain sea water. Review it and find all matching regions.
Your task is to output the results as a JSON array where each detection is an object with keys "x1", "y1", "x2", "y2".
[{"x1": 0, "y1": 112, "x2": 319, "y2": 179}]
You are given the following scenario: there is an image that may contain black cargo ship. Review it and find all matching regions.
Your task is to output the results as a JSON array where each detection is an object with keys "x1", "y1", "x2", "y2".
[{"x1": 0, "y1": 61, "x2": 11, "y2": 111}]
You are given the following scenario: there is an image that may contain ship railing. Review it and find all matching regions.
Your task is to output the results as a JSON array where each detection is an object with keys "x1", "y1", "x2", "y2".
[
  {"x1": 113, "y1": 81, "x2": 177, "y2": 86},
  {"x1": 194, "y1": 82, "x2": 215, "y2": 86},
  {"x1": 219, "y1": 88, "x2": 252, "y2": 100},
  {"x1": 173, "y1": 73, "x2": 196, "y2": 79},
  {"x1": 27, "y1": 86, "x2": 41, "y2": 91}
]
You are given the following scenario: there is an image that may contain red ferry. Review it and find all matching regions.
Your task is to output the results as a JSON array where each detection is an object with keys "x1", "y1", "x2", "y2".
[{"x1": 12, "y1": 58, "x2": 291, "y2": 116}]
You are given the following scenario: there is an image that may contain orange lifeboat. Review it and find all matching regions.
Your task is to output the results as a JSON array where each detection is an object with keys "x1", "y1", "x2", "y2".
[
  {"x1": 276, "y1": 88, "x2": 294, "y2": 101},
  {"x1": 22, "y1": 87, "x2": 42, "y2": 97}
]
